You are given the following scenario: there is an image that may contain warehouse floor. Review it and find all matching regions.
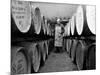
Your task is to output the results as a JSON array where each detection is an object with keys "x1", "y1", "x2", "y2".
[{"x1": 39, "y1": 50, "x2": 78, "y2": 73}]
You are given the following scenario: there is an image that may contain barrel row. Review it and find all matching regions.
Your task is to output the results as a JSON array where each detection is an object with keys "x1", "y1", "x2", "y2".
[
  {"x1": 11, "y1": 0, "x2": 54, "y2": 37},
  {"x1": 11, "y1": 39, "x2": 54, "y2": 74},
  {"x1": 63, "y1": 38, "x2": 96, "y2": 70},
  {"x1": 64, "y1": 5, "x2": 96, "y2": 37}
]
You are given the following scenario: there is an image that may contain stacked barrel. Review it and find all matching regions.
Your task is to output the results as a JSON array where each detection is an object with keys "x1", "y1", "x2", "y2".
[
  {"x1": 11, "y1": 0, "x2": 31, "y2": 37},
  {"x1": 64, "y1": 5, "x2": 96, "y2": 70},
  {"x1": 75, "y1": 5, "x2": 96, "y2": 36},
  {"x1": 64, "y1": 5, "x2": 96, "y2": 37},
  {"x1": 11, "y1": 1, "x2": 54, "y2": 38},
  {"x1": 11, "y1": 0, "x2": 55, "y2": 74},
  {"x1": 11, "y1": 0, "x2": 96, "y2": 74}
]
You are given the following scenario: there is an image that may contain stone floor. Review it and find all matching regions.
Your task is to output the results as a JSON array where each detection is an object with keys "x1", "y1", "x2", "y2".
[{"x1": 39, "y1": 51, "x2": 78, "y2": 73}]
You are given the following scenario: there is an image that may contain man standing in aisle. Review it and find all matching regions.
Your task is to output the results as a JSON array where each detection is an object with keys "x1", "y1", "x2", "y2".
[{"x1": 54, "y1": 18, "x2": 64, "y2": 53}]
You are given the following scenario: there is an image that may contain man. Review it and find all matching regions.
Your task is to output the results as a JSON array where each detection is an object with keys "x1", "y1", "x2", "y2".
[{"x1": 54, "y1": 18, "x2": 64, "y2": 53}]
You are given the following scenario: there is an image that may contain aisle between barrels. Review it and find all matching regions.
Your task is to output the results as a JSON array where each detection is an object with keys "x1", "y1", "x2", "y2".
[{"x1": 39, "y1": 50, "x2": 78, "y2": 73}]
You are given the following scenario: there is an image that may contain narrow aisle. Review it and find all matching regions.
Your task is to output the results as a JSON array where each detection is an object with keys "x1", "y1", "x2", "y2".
[{"x1": 39, "y1": 51, "x2": 78, "y2": 73}]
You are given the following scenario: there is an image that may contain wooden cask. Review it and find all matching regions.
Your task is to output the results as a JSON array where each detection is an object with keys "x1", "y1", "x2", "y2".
[
  {"x1": 76, "y1": 5, "x2": 96, "y2": 36},
  {"x1": 11, "y1": 0, "x2": 31, "y2": 33}
]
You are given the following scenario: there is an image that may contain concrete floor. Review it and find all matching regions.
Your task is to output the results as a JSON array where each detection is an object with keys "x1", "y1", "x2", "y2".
[{"x1": 39, "y1": 51, "x2": 78, "y2": 73}]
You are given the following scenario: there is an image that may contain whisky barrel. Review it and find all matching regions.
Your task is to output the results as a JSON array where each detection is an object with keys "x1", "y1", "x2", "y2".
[
  {"x1": 31, "y1": 6, "x2": 42, "y2": 34},
  {"x1": 75, "y1": 40, "x2": 86, "y2": 70},
  {"x1": 70, "y1": 15, "x2": 75, "y2": 36},
  {"x1": 44, "y1": 41, "x2": 49, "y2": 57},
  {"x1": 48, "y1": 24, "x2": 52, "y2": 36},
  {"x1": 41, "y1": 15, "x2": 46, "y2": 35},
  {"x1": 85, "y1": 43, "x2": 96, "y2": 69},
  {"x1": 38, "y1": 41, "x2": 47, "y2": 62},
  {"x1": 86, "y1": 6, "x2": 96, "y2": 35},
  {"x1": 11, "y1": 46, "x2": 31, "y2": 74},
  {"x1": 16, "y1": 42, "x2": 41, "y2": 72},
  {"x1": 64, "y1": 22, "x2": 69, "y2": 36},
  {"x1": 44, "y1": 19, "x2": 48, "y2": 35},
  {"x1": 76, "y1": 5, "x2": 96, "y2": 36},
  {"x1": 47, "y1": 23, "x2": 50, "y2": 36},
  {"x1": 11, "y1": 0, "x2": 31, "y2": 33},
  {"x1": 76, "y1": 5, "x2": 83, "y2": 35},
  {"x1": 70, "y1": 39, "x2": 78, "y2": 62},
  {"x1": 64, "y1": 24, "x2": 68, "y2": 37},
  {"x1": 66, "y1": 39, "x2": 72, "y2": 54},
  {"x1": 67, "y1": 21, "x2": 71, "y2": 36},
  {"x1": 70, "y1": 14, "x2": 78, "y2": 36}
]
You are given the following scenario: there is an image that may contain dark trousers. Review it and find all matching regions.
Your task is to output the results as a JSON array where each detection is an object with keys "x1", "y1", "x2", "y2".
[{"x1": 55, "y1": 47, "x2": 63, "y2": 53}]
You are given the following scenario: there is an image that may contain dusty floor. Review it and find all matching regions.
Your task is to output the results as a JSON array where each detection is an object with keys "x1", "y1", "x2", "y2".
[{"x1": 39, "y1": 51, "x2": 78, "y2": 73}]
